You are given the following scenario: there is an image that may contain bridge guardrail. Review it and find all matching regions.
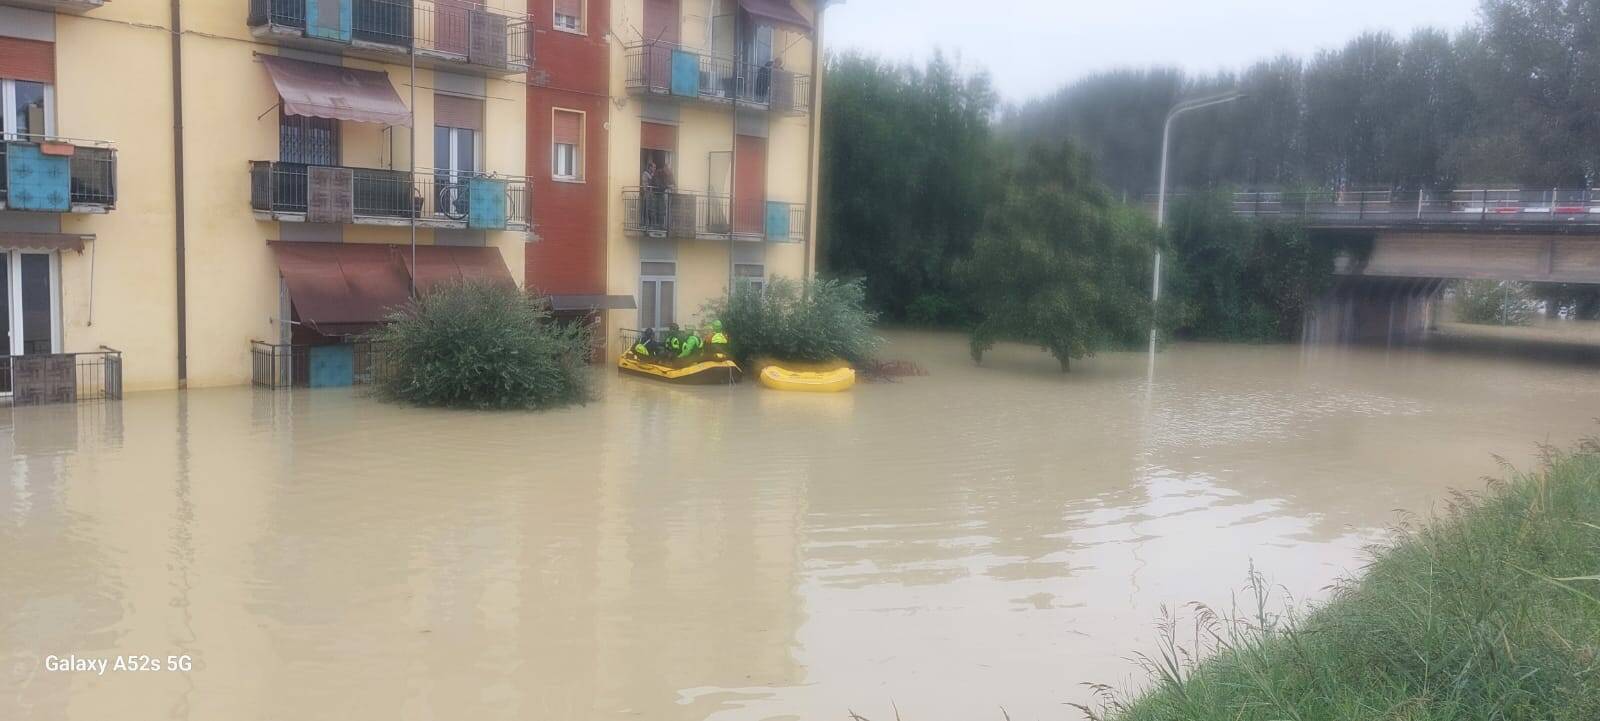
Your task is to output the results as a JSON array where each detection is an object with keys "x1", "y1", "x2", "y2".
[{"x1": 1152, "y1": 189, "x2": 1600, "y2": 227}]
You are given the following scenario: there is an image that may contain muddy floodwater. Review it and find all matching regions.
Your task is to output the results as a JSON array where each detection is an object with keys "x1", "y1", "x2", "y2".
[{"x1": 5, "y1": 330, "x2": 1600, "y2": 720}]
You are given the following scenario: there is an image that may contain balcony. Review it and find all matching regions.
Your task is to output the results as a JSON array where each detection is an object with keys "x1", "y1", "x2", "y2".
[
  {"x1": 0, "y1": 137, "x2": 117, "y2": 214},
  {"x1": 250, "y1": 161, "x2": 530, "y2": 231},
  {"x1": 0, "y1": 0, "x2": 104, "y2": 12},
  {"x1": 622, "y1": 187, "x2": 805, "y2": 242},
  {"x1": 247, "y1": 0, "x2": 531, "y2": 76},
  {"x1": 624, "y1": 41, "x2": 811, "y2": 116},
  {"x1": 2, "y1": 348, "x2": 122, "y2": 406}
]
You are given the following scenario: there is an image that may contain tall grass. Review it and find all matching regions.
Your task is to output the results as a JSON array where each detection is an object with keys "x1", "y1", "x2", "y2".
[
  {"x1": 368, "y1": 280, "x2": 593, "y2": 410},
  {"x1": 1084, "y1": 440, "x2": 1600, "y2": 721},
  {"x1": 702, "y1": 276, "x2": 882, "y2": 367}
]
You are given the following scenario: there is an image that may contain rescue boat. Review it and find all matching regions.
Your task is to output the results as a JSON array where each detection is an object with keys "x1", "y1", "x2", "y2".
[
  {"x1": 617, "y1": 352, "x2": 742, "y2": 385},
  {"x1": 757, "y1": 364, "x2": 857, "y2": 393}
]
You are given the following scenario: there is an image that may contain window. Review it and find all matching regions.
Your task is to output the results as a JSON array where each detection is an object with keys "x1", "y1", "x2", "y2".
[
  {"x1": 554, "y1": 0, "x2": 584, "y2": 32},
  {"x1": 640, "y1": 261, "x2": 676, "y2": 330},
  {"x1": 1, "y1": 78, "x2": 54, "y2": 139},
  {"x1": 734, "y1": 263, "x2": 765, "y2": 294},
  {"x1": 2, "y1": 250, "x2": 60, "y2": 358},
  {"x1": 552, "y1": 109, "x2": 584, "y2": 181},
  {"x1": 279, "y1": 109, "x2": 340, "y2": 166}
]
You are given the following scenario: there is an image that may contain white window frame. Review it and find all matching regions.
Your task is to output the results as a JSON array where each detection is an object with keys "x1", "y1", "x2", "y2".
[
  {"x1": 551, "y1": 108, "x2": 585, "y2": 182},
  {"x1": 639, "y1": 261, "x2": 676, "y2": 331},
  {"x1": 1, "y1": 78, "x2": 57, "y2": 140},
  {"x1": 3, "y1": 250, "x2": 63, "y2": 357},
  {"x1": 734, "y1": 263, "x2": 765, "y2": 295}
]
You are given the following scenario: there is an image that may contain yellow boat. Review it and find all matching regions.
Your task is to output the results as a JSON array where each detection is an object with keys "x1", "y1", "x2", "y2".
[
  {"x1": 758, "y1": 364, "x2": 856, "y2": 393},
  {"x1": 618, "y1": 353, "x2": 742, "y2": 385}
]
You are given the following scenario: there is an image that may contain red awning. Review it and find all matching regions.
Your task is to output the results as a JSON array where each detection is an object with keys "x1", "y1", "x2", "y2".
[
  {"x1": 272, "y1": 242, "x2": 413, "y2": 336},
  {"x1": 0, "y1": 232, "x2": 92, "y2": 252},
  {"x1": 259, "y1": 54, "x2": 412, "y2": 127},
  {"x1": 740, "y1": 0, "x2": 812, "y2": 33},
  {"x1": 399, "y1": 245, "x2": 516, "y2": 294}
]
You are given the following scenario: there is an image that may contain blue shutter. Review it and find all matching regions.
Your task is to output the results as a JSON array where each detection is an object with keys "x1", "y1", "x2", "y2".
[
  {"x1": 671, "y1": 50, "x2": 701, "y2": 97},
  {"x1": 5, "y1": 143, "x2": 72, "y2": 212},
  {"x1": 765, "y1": 201, "x2": 790, "y2": 241},
  {"x1": 468, "y1": 177, "x2": 509, "y2": 229},
  {"x1": 306, "y1": 0, "x2": 353, "y2": 42},
  {"x1": 309, "y1": 344, "x2": 356, "y2": 388}
]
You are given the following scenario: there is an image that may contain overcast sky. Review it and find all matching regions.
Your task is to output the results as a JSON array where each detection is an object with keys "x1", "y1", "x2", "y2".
[{"x1": 824, "y1": 0, "x2": 1482, "y2": 102}]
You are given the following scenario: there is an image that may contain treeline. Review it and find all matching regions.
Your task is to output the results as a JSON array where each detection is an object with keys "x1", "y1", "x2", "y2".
[{"x1": 1003, "y1": 0, "x2": 1600, "y2": 196}]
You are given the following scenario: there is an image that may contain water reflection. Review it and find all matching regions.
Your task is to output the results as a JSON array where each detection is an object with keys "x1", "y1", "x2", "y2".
[{"x1": 4, "y1": 331, "x2": 1599, "y2": 719}]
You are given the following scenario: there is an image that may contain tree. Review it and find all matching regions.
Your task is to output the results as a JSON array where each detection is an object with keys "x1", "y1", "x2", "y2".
[
  {"x1": 819, "y1": 51, "x2": 1001, "y2": 324},
  {"x1": 958, "y1": 143, "x2": 1158, "y2": 371}
]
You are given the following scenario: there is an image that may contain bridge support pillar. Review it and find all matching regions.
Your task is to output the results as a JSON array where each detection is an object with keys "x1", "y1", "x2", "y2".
[{"x1": 1304, "y1": 278, "x2": 1445, "y2": 346}]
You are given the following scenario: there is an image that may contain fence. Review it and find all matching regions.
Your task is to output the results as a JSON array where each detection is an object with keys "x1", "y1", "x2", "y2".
[
  {"x1": 1, "y1": 348, "x2": 122, "y2": 406},
  {"x1": 0, "y1": 138, "x2": 117, "y2": 210},
  {"x1": 247, "y1": 0, "x2": 531, "y2": 71},
  {"x1": 623, "y1": 40, "x2": 811, "y2": 114},
  {"x1": 251, "y1": 340, "x2": 393, "y2": 390},
  {"x1": 1209, "y1": 189, "x2": 1600, "y2": 226},
  {"x1": 250, "y1": 161, "x2": 531, "y2": 229}
]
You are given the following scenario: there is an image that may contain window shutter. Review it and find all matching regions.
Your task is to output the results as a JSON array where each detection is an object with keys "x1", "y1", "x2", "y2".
[
  {"x1": 640, "y1": 122, "x2": 677, "y2": 151},
  {"x1": 434, "y1": 94, "x2": 483, "y2": 131},
  {"x1": 467, "y1": 9, "x2": 508, "y2": 68},
  {"x1": 0, "y1": 37, "x2": 55, "y2": 84},
  {"x1": 553, "y1": 111, "x2": 582, "y2": 146},
  {"x1": 554, "y1": 0, "x2": 581, "y2": 18}
]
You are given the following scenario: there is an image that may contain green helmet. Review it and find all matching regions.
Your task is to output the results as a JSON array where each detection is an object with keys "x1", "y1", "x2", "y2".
[{"x1": 710, "y1": 319, "x2": 723, "y2": 331}]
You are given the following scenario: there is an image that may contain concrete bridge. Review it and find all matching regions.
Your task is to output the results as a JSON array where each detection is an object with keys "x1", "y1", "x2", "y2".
[{"x1": 1225, "y1": 190, "x2": 1600, "y2": 343}]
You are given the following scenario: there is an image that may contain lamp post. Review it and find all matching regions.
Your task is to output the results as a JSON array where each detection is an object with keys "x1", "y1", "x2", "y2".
[{"x1": 1149, "y1": 90, "x2": 1245, "y2": 359}]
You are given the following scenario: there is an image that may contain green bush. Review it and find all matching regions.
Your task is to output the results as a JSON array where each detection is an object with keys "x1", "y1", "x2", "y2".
[
  {"x1": 702, "y1": 276, "x2": 882, "y2": 367},
  {"x1": 1454, "y1": 279, "x2": 1538, "y2": 326},
  {"x1": 367, "y1": 280, "x2": 593, "y2": 410}
]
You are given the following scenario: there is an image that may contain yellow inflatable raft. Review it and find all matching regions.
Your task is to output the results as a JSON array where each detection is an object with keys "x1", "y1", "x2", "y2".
[
  {"x1": 758, "y1": 365, "x2": 856, "y2": 393},
  {"x1": 618, "y1": 354, "x2": 741, "y2": 385}
]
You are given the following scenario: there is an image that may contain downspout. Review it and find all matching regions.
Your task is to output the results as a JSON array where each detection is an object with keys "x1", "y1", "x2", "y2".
[
  {"x1": 728, "y1": 8, "x2": 740, "y2": 292},
  {"x1": 803, "y1": 1, "x2": 826, "y2": 279},
  {"x1": 170, "y1": 0, "x2": 188, "y2": 387}
]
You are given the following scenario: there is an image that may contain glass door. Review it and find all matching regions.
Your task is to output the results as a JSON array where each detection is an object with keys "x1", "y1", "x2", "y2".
[
  {"x1": 434, "y1": 125, "x2": 477, "y2": 219},
  {"x1": 639, "y1": 261, "x2": 676, "y2": 331},
  {"x1": 2, "y1": 250, "x2": 60, "y2": 396}
]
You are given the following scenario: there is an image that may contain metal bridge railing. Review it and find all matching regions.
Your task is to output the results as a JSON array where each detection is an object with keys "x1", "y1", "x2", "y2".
[{"x1": 1155, "y1": 189, "x2": 1600, "y2": 226}]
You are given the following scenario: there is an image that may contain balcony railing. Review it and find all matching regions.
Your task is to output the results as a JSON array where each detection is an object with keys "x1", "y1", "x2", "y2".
[
  {"x1": 624, "y1": 41, "x2": 811, "y2": 116},
  {"x1": 252, "y1": 340, "x2": 391, "y2": 389},
  {"x1": 247, "y1": 0, "x2": 531, "y2": 74},
  {"x1": 0, "y1": 0, "x2": 105, "y2": 12},
  {"x1": 622, "y1": 187, "x2": 806, "y2": 242},
  {"x1": 250, "y1": 161, "x2": 530, "y2": 230},
  {"x1": 0, "y1": 137, "x2": 117, "y2": 213},
  {"x1": 2, "y1": 348, "x2": 122, "y2": 406}
]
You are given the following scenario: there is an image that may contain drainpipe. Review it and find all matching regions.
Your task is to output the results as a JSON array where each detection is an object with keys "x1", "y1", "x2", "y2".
[
  {"x1": 802, "y1": 1, "x2": 831, "y2": 279},
  {"x1": 170, "y1": 0, "x2": 188, "y2": 387}
]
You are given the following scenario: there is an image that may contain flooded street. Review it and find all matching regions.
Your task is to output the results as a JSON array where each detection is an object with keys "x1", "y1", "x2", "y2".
[{"x1": 4, "y1": 330, "x2": 1599, "y2": 720}]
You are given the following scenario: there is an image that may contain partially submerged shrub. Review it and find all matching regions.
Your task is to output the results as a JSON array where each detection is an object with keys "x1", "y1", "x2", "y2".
[
  {"x1": 1454, "y1": 279, "x2": 1538, "y2": 326},
  {"x1": 702, "y1": 276, "x2": 882, "y2": 367},
  {"x1": 368, "y1": 280, "x2": 592, "y2": 410}
]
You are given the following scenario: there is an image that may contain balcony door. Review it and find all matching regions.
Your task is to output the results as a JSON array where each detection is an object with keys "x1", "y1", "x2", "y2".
[
  {"x1": 2, "y1": 78, "x2": 54, "y2": 140},
  {"x1": 643, "y1": 0, "x2": 679, "y2": 92},
  {"x1": 434, "y1": 124, "x2": 477, "y2": 219},
  {"x1": 1, "y1": 250, "x2": 60, "y2": 394}
]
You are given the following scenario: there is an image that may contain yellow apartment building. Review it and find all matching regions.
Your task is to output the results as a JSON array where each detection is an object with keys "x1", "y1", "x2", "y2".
[{"x1": 0, "y1": 0, "x2": 531, "y2": 399}]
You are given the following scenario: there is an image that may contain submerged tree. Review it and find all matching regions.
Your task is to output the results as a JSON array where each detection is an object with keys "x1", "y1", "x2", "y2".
[
  {"x1": 958, "y1": 142, "x2": 1159, "y2": 371},
  {"x1": 1453, "y1": 279, "x2": 1538, "y2": 326}
]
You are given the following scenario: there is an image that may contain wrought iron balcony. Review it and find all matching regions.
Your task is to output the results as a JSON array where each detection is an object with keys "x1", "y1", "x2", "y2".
[
  {"x1": 624, "y1": 41, "x2": 811, "y2": 116},
  {"x1": 0, "y1": 0, "x2": 104, "y2": 12},
  {"x1": 247, "y1": 0, "x2": 531, "y2": 75},
  {"x1": 622, "y1": 187, "x2": 805, "y2": 242},
  {"x1": 0, "y1": 137, "x2": 117, "y2": 213},
  {"x1": 250, "y1": 161, "x2": 530, "y2": 231}
]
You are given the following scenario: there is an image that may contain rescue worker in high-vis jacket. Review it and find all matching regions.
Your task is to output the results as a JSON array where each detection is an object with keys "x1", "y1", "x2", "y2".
[
  {"x1": 707, "y1": 319, "x2": 729, "y2": 347},
  {"x1": 665, "y1": 324, "x2": 685, "y2": 357},
  {"x1": 633, "y1": 328, "x2": 656, "y2": 358},
  {"x1": 678, "y1": 332, "x2": 704, "y2": 358}
]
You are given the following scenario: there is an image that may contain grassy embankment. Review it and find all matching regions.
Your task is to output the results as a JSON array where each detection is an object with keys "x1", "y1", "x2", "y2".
[{"x1": 1088, "y1": 440, "x2": 1600, "y2": 721}]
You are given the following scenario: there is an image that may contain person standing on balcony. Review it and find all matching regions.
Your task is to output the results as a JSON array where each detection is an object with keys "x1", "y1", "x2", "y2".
[{"x1": 642, "y1": 160, "x2": 658, "y2": 229}]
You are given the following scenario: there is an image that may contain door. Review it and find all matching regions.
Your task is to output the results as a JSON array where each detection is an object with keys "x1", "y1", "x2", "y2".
[
  {"x1": 643, "y1": 0, "x2": 679, "y2": 92},
  {"x1": 733, "y1": 134, "x2": 766, "y2": 235},
  {"x1": 639, "y1": 261, "x2": 676, "y2": 331},
  {"x1": 2, "y1": 251, "x2": 60, "y2": 395},
  {"x1": 434, "y1": 124, "x2": 477, "y2": 218}
]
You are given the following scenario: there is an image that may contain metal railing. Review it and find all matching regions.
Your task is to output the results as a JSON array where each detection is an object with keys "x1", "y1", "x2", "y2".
[
  {"x1": 251, "y1": 340, "x2": 392, "y2": 389},
  {"x1": 1193, "y1": 188, "x2": 1600, "y2": 227},
  {"x1": 622, "y1": 187, "x2": 806, "y2": 242},
  {"x1": 0, "y1": 137, "x2": 117, "y2": 211},
  {"x1": 1, "y1": 348, "x2": 122, "y2": 406},
  {"x1": 247, "y1": 0, "x2": 531, "y2": 72},
  {"x1": 623, "y1": 40, "x2": 811, "y2": 115},
  {"x1": 250, "y1": 161, "x2": 531, "y2": 229}
]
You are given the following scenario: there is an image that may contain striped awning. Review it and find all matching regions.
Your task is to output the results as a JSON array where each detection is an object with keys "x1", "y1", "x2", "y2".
[
  {"x1": 0, "y1": 232, "x2": 92, "y2": 252},
  {"x1": 259, "y1": 54, "x2": 412, "y2": 127}
]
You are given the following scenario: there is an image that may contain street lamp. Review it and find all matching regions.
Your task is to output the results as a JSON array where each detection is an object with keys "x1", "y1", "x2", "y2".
[{"x1": 1148, "y1": 90, "x2": 1245, "y2": 359}]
